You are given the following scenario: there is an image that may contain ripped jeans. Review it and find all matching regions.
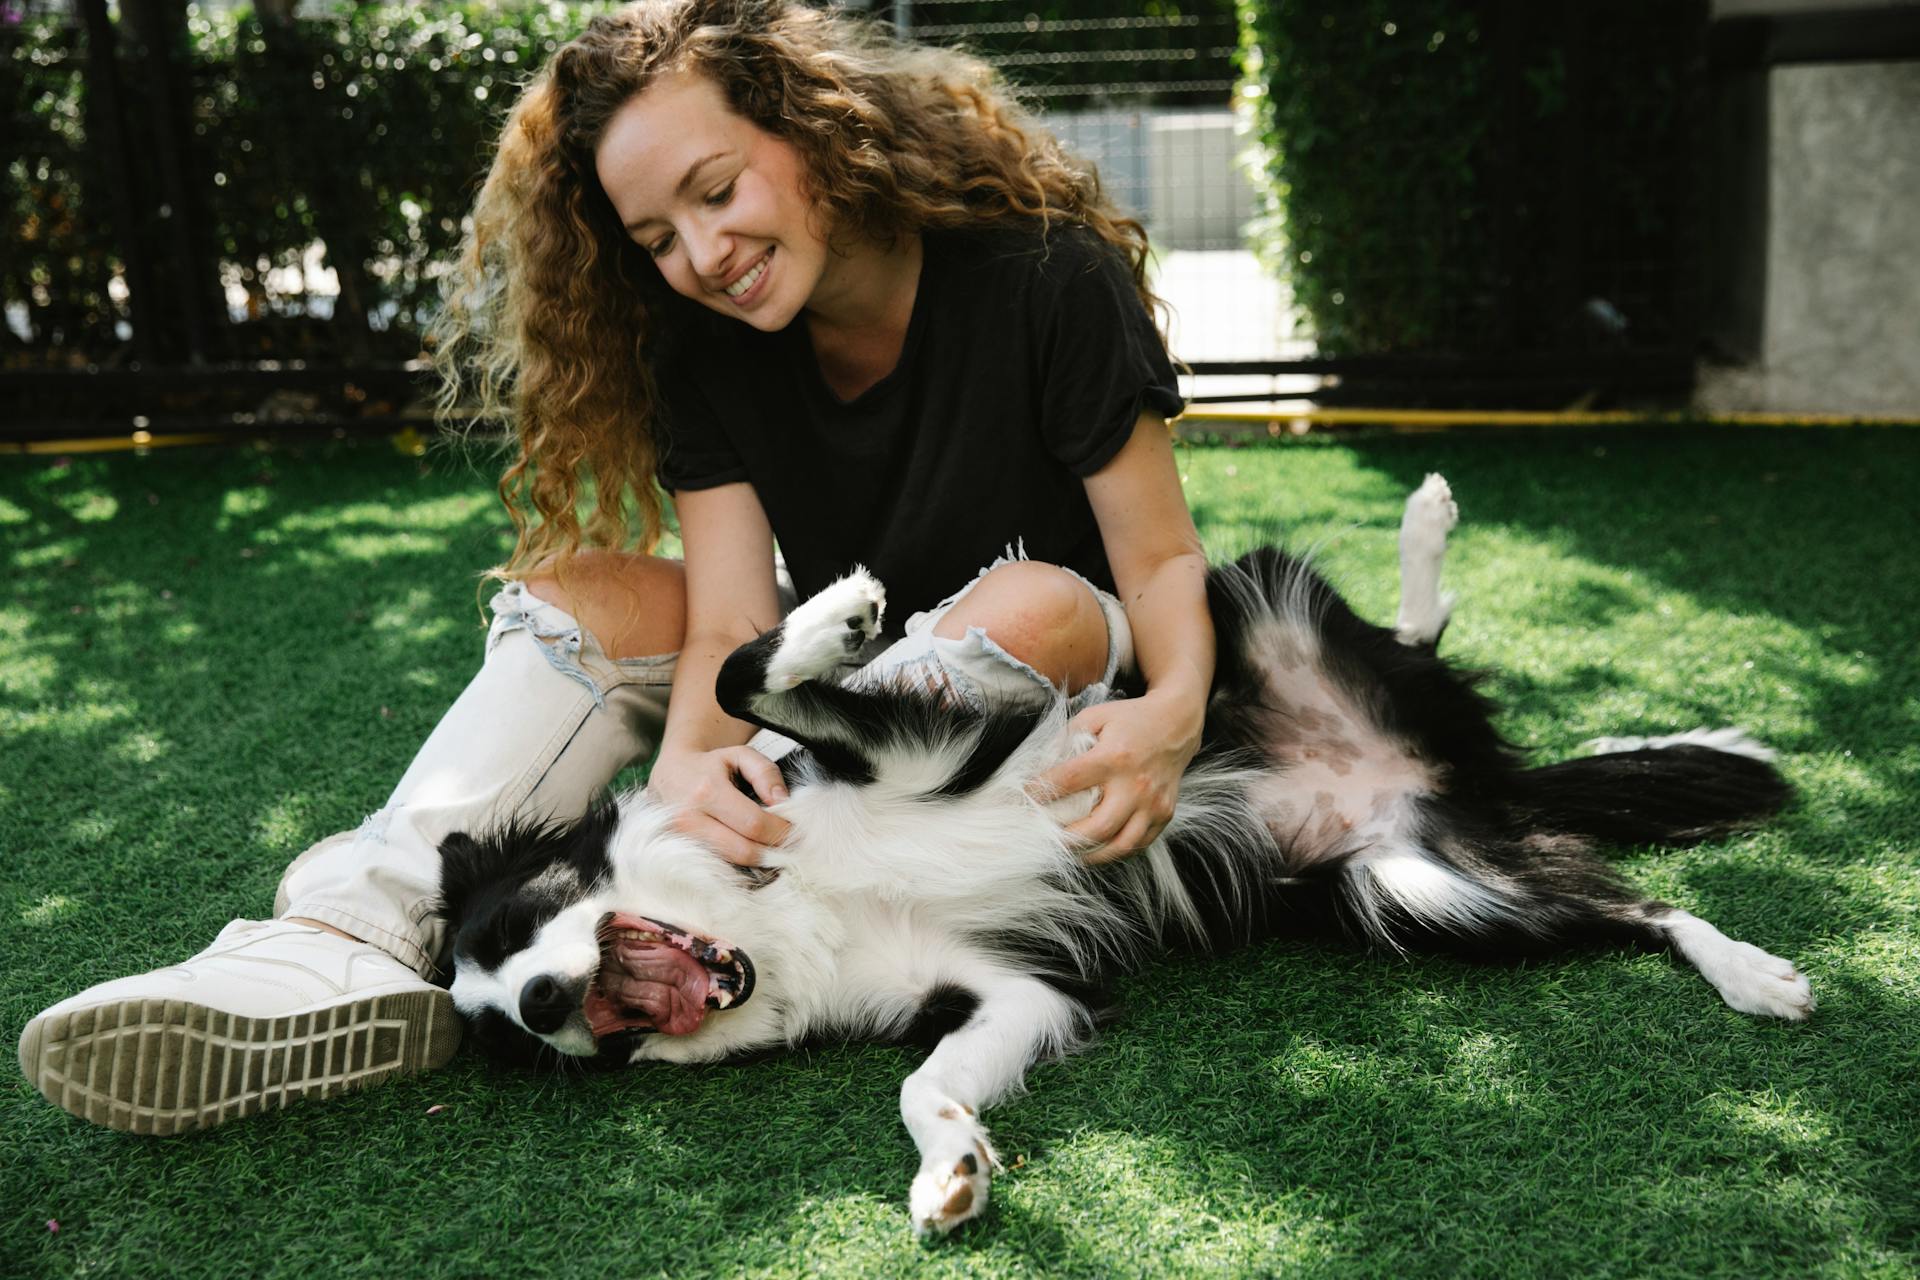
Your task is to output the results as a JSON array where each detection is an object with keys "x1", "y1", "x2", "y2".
[{"x1": 275, "y1": 556, "x2": 1133, "y2": 977}]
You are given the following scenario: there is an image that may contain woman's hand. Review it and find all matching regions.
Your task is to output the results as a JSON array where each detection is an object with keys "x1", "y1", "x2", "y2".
[
  {"x1": 1031, "y1": 686, "x2": 1205, "y2": 864},
  {"x1": 647, "y1": 745, "x2": 792, "y2": 867}
]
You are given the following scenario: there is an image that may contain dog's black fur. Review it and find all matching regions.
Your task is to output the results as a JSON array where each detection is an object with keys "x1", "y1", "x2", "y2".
[{"x1": 435, "y1": 477, "x2": 1805, "y2": 1234}]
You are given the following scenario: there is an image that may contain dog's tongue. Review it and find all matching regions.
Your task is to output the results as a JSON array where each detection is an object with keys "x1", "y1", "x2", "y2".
[{"x1": 584, "y1": 936, "x2": 712, "y2": 1037}]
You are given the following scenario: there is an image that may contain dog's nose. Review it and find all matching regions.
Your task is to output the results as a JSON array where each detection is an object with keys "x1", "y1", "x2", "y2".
[{"x1": 518, "y1": 974, "x2": 579, "y2": 1035}]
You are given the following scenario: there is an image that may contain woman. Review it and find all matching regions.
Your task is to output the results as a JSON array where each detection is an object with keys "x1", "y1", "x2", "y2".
[{"x1": 20, "y1": 0, "x2": 1212, "y2": 1134}]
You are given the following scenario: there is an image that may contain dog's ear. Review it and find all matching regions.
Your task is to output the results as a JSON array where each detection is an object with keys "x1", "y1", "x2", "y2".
[{"x1": 433, "y1": 829, "x2": 499, "y2": 926}]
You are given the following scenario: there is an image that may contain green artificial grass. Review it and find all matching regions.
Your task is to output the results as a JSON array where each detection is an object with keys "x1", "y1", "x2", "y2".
[{"x1": 3, "y1": 427, "x2": 1918, "y2": 1278}]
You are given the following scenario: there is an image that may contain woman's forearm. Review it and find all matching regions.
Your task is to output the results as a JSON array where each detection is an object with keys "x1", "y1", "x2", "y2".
[
  {"x1": 1120, "y1": 549, "x2": 1214, "y2": 721},
  {"x1": 658, "y1": 625, "x2": 762, "y2": 761}
]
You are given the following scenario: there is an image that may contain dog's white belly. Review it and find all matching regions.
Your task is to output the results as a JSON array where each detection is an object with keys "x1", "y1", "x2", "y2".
[{"x1": 1242, "y1": 619, "x2": 1436, "y2": 864}]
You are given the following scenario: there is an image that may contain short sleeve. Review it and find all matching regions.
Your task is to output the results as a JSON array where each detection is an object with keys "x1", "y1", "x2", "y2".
[
  {"x1": 1036, "y1": 232, "x2": 1186, "y2": 477},
  {"x1": 652, "y1": 351, "x2": 749, "y2": 492}
]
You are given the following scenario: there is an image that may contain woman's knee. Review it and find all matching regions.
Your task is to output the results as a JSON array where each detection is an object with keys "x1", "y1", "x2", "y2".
[
  {"x1": 932, "y1": 560, "x2": 1109, "y2": 693},
  {"x1": 520, "y1": 550, "x2": 686, "y2": 660}
]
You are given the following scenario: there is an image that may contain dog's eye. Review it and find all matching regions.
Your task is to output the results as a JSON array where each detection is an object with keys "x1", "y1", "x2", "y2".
[{"x1": 457, "y1": 900, "x2": 548, "y2": 972}]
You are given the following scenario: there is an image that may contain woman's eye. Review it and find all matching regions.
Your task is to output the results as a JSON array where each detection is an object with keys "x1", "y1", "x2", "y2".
[
  {"x1": 647, "y1": 232, "x2": 676, "y2": 258},
  {"x1": 704, "y1": 180, "x2": 735, "y2": 208}
]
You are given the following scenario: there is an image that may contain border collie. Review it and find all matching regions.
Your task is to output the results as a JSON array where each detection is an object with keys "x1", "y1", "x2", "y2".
[{"x1": 436, "y1": 475, "x2": 1809, "y2": 1237}]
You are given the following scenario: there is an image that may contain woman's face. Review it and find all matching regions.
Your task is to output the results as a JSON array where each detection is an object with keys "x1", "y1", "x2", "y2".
[{"x1": 595, "y1": 69, "x2": 829, "y2": 331}]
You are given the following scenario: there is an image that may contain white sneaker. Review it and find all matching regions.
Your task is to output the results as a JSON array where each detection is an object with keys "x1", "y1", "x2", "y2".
[{"x1": 18, "y1": 919, "x2": 460, "y2": 1135}]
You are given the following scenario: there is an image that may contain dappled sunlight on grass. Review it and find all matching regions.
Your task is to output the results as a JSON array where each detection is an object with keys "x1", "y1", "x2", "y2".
[
  {"x1": 111, "y1": 730, "x2": 170, "y2": 765},
  {"x1": 217, "y1": 486, "x2": 275, "y2": 526},
  {"x1": 4, "y1": 434, "x2": 1916, "y2": 1278},
  {"x1": 13, "y1": 535, "x2": 85, "y2": 569},
  {"x1": 318, "y1": 529, "x2": 460, "y2": 562},
  {"x1": 1436, "y1": 1030, "x2": 1541, "y2": 1111},
  {"x1": 254, "y1": 794, "x2": 323, "y2": 852},
  {"x1": 64, "y1": 813, "x2": 119, "y2": 845},
  {"x1": 371, "y1": 587, "x2": 460, "y2": 641},
  {"x1": 1262, "y1": 1035, "x2": 1387, "y2": 1099},
  {"x1": 1011, "y1": 1130, "x2": 1339, "y2": 1271},
  {"x1": 55, "y1": 488, "x2": 120, "y2": 522},
  {"x1": 1789, "y1": 749, "x2": 1919, "y2": 825},
  {"x1": 273, "y1": 492, "x2": 499, "y2": 535},
  {"x1": 21, "y1": 893, "x2": 82, "y2": 926},
  {"x1": 400, "y1": 666, "x2": 457, "y2": 694},
  {"x1": 1, "y1": 652, "x2": 57, "y2": 699},
  {"x1": 3, "y1": 697, "x2": 136, "y2": 738},
  {"x1": 158, "y1": 618, "x2": 206, "y2": 645},
  {"x1": 1816, "y1": 932, "x2": 1920, "y2": 1003},
  {"x1": 1704, "y1": 1087, "x2": 1840, "y2": 1151}
]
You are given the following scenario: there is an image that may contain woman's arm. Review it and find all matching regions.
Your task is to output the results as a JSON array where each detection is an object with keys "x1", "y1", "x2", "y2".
[
  {"x1": 1036, "y1": 410, "x2": 1214, "y2": 862},
  {"x1": 648, "y1": 481, "x2": 794, "y2": 865}
]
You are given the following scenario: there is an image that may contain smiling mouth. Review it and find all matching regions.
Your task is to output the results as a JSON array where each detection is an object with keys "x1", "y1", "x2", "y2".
[
  {"x1": 582, "y1": 912, "x2": 755, "y2": 1038},
  {"x1": 722, "y1": 247, "x2": 774, "y2": 300}
]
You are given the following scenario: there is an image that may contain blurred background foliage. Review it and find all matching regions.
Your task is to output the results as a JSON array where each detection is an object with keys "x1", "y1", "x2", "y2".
[
  {"x1": 5, "y1": 0, "x2": 1711, "y2": 421},
  {"x1": 1236, "y1": 0, "x2": 1708, "y2": 357},
  {"x1": 5, "y1": 2, "x2": 624, "y2": 366},
  {"x1": 3, "y1": 0, "x2": 1241, "y2": 369}
]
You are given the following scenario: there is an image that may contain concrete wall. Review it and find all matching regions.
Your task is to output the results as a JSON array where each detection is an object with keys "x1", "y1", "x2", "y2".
[{"x1": 1701, "y1": 61, "x2": 1920, "y2": 415}]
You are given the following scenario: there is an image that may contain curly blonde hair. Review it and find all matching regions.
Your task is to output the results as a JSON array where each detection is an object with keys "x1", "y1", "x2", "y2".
[{"x1": 432, "y1": 0, "x2": 1165, "y2": 573}]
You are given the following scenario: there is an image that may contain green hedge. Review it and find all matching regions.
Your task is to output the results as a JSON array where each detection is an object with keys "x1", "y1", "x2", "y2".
[
  {"x1": 4, "y1": 2, "x2": 619, "y2": 365},
  {"x1": 6, "y1": 7, "x2": 114, "y2": 359},
  {"x1": 1235, "y1": 0, "x2": 1706, "y2": 357}
]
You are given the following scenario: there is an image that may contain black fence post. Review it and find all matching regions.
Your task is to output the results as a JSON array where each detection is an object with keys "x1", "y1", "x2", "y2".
[
  {"x1": 120, "y1": 0, "x2": 221, "y2": 364},
  {"x1": 256, "y1": 4, "x2": 376, "y2": 365},
  {"x1": 72, "y1": 0, "x2": 158, "y2": 366}
]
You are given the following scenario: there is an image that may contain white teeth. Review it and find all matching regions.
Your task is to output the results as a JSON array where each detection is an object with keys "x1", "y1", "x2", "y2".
[{"x1": 724, "y1": 251, "x2": 770, "y2": 298}]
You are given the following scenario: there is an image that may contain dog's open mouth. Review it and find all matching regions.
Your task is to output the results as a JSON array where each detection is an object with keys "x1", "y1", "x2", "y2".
[{"x1": 583, "y1": 913, "x2": 755, "y2": 1039}]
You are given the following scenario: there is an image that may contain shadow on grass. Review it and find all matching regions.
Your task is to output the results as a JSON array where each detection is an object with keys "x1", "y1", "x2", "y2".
[
  {"x1": 1, "y1": 443, "x2": 511, "y2": 1000},
  {"x1": 6, "y1": 433, "x2": 1918, "y2": 1278},
  {"x1": 1335, "y1": 427, "x2": 1917, "y2": 737}
]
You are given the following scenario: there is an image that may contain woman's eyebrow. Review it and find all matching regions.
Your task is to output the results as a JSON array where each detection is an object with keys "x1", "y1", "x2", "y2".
[{"x1": 623, "y1": 151, "x2": 731, "y2": 232}]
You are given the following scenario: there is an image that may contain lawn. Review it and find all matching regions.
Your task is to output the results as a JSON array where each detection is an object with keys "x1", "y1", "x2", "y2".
[{"x1": 4, "y1": 428, "x2": 1917, "y2": 1279}]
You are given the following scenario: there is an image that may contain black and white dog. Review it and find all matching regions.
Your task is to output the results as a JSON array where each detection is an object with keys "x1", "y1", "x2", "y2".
[{"x1": 436, "y1": 475, "x2": 1809, "y2": 1236}]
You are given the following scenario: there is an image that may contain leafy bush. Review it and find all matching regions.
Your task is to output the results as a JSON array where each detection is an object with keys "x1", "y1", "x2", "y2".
[
  {"x1": 4, "y1": 2, "x2": 622, "y2": 365},
  {"x1": 1235, "y1": 0, "x2": 1707, "y2": 357},
  {"x1": 5, "y1": 7, "x2": 121, "y2": 359}
]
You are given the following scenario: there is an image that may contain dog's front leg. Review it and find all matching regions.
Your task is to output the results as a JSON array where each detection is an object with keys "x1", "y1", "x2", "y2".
[{"x1": 899, "y1": 974, "x2": 1088, "y2": 1238}]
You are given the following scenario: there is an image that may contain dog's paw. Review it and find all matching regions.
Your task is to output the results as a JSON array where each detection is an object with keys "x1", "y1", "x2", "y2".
[
  {"x1": 910, "y1": 1130, "x2": 998, "y2": 1239},
  {"x1": 1664, "y1": 910, "x2": 1814, "y2": 1021},
  {"x1": 1400, "y1": 472, "x2": 1458, "y2": 560},
  {"x1": 1704, "y1": 938, "x2": 1815, "y2": 1021},
  {"x1": 905, "y1": 1095, "x2": 1001, "y2": 1238},
  {"x1": 765, "y1": 569, "x2": 885, "y2": 690}
]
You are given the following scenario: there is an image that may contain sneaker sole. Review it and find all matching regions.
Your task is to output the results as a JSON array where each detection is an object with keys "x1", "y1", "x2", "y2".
[{"x1": 19, "y1": 991, "x2": 461, "y2": 1136}]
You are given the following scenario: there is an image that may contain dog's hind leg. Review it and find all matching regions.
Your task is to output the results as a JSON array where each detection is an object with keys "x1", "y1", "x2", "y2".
[
  {"x1": 1341, "y1": 838, "x2": 1814, "y2": 1021},
  {"x1": 1652, "y1": 907, "x2": 1814, "y2": 1019},
  {"x1": 899, "y1": 972, "x2": 1089, "y2": 1238},
  {"x1": 1395, "y1": 473, "x2": 1459, "y2": 647}
]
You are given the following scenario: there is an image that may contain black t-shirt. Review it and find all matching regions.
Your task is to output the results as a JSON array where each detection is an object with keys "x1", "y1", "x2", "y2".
[{"x1": 653, "y1": 223, "x2": 1185, "y2": 632}]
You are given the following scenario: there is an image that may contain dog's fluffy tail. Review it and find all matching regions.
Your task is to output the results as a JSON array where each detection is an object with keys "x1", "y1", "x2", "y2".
[{"x1": 1516, "y1": 733, "x2": 1791, "y2": 847}]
